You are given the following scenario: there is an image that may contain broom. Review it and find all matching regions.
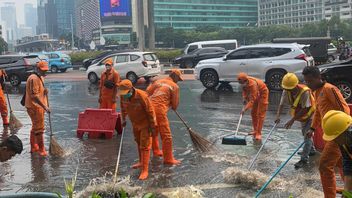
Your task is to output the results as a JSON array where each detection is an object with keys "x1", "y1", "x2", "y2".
[
  {"x1": 47, "y1": 97, "x2": 65, "y2": 157},
  {"x1": 113, "y1": 127, "x2": 125, "y2": 183},
  {"x1": 5, "y1": 90, "x2": 23, "y2": 129},
  {"x1": 174, "y1": 110, "x2": 216, "y2": 153}
]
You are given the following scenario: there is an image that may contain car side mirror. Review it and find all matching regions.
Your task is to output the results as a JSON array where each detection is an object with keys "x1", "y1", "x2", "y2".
[{"x1": 223, "y1": 56, "x2": 228, "y2": 61}]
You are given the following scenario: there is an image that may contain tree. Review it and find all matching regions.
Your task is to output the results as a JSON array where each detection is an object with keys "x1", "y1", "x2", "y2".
[{"x1": 0, "y1": 37, "x2": 8, "y2": 54}]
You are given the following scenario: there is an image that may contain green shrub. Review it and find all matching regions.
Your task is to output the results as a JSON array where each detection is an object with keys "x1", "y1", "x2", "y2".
[
  {"x1": 154, "y1": 49, "x2": 182, "y2": 60},
  {"x1": 69, "y1": 51, "x2": 104, "y2": 64}
]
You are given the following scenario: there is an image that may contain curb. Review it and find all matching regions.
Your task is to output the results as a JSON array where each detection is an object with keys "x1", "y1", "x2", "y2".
[{"x1": 163, "y1": 69, "x2": 194, "y2": 75}]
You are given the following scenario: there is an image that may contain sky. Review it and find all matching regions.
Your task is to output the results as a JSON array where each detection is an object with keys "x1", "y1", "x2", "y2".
[{"x1": 0, "y1": 0, "x2": 37, "y2": 25}]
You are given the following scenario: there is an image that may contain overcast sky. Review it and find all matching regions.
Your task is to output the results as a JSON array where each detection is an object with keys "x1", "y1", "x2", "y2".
[{"x1": 0, "y1": 0, "x2": 37, "y2": 25}]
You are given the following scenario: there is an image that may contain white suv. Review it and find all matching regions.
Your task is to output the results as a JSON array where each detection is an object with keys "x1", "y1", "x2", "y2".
[
  {"x1": 87, "y1": 52, "x2": 161, "y2": 84},
  {"x1": 194, "y1": 43, "x2": 314, "y2": 90}
]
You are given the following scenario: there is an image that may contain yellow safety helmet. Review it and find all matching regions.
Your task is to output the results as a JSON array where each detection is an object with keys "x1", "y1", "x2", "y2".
[
  {"x1": 281, "y1": 73, "x2": 299, "y2": 90},
  {"x1": 322, "y1": 110, "x2": 352, "y2": 141}
]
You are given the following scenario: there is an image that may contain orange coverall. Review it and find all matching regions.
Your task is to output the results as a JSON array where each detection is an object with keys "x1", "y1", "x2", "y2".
[
  {"x1": 146, "y1": 77, "x2": 180, "y2": 163},
  {"x1": 312, "y1": 82, "x2": 350, "y2": 198},
  {"x1": 99, "y1": 68, "x2": 120, "y2": 111},
  {"x1": 242, "y1": 77, "x2": 269, "y2": 140},
  {"x1": 25, "y1": 74, "x2": 47, "y2": 154},
  {"x1": 0, "y1": 70, "x2": 8, "y2": 125},
  {"x1": 120, "y1": 89, "x2": 156, "y2": 179}
]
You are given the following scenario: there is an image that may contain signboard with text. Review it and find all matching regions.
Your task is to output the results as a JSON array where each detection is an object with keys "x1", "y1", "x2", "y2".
[{"x1": 99, "y1": 0, "x2": 131, "y2": 23}]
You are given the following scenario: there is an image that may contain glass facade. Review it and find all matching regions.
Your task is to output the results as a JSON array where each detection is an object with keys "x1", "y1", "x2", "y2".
[
  {"x1": 154, "y1": 0, "x2": 258, "y2": 29},
  {"x1": 55, "y1": 0, "x2": 75, "y2": 36}
]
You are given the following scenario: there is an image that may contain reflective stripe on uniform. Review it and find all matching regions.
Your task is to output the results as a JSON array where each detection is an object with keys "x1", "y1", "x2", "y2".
[{"x1": 288, "y1": 86, "x2": 315, "y2": 121}]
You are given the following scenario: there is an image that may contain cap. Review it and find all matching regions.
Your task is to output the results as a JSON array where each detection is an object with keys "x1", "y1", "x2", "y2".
[
  {"x1": 118, "y1": 79, "x2": 133, "y2": 95},
  {"x1": 37, "y1": 61, "x2": 49, "y2": 71},
  {"x1": 104, "y1": 58, "x2": 113, "y2": 66},
  {"x1": 170, "y1": 69, "x2": 183, "y2": 81},
  {"x1": 237, "y1": 72, "x2": 248, "y2": 81}
]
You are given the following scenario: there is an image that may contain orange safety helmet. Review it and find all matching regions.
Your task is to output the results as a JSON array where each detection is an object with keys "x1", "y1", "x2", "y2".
[
  {"x1": 237, "y1": 72, "x2": 248, "y2": 81},
  {"x1": 118, "y1": 79, "x2": 133, "y2": 95},
  {"x1": 170, "y1": 69, "x2": 184, "y2": 81},
  {"x1": 37, "y1": 61, "x2": 49, "y2": 71},
  {"x1": 104, "y1": 58, "x2": 113, "y2": 66}
]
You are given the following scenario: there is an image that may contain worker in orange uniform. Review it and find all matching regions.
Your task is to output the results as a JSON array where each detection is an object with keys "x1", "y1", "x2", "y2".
[
  {"x1": 119, "y1": 79, "x2": 156, "y2": 180},
  {"x1": 99, "y1": 58, "x2": 120, "y2": 111},
  {"x1": 25, "y1": 61, "x2": 50, "y2": 156},
  {"x1": 275, "y1": 73, "x2": 316, "y2": 169},
  {"x1": 0, "y1": 69, "x2": 9, "y2": 126},
  {"x1": 237, "y1": 73, "x2": 269, "y2": 140},
  {"x1": 303, "y1": 66, "x2": 350, "y2": 198},
  {"x1": 146, "y1": 69, "x2": 183, "y2": 165}
]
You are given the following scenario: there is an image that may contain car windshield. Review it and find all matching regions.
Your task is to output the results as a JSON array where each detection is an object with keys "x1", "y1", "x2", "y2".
[
  {"x1": 143, "y1": 53, "x2": 156, "y2": 61},
  {"x1": 24, "y1": 57, "x2": 41, "y2": 65},
  {"x1": 189, "y1": 48, "x2": 202, "y2": 55}
]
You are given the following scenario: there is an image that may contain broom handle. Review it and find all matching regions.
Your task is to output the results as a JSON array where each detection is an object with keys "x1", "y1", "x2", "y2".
[
  {"x1": 113, "y1": 127, "x2": 125, "y2": 183},
  {"x1": 255, "y1": 140, "x2": 306, "y2": 197},
  {"x1": 46, "y1": 96, "x2": 53, "y2": 138},
  {"x1": 235, "y1": 112, "x2": 243, "y2": 136},
  {"x1": 174, "y1": 110, "x2": 191, "y2": 130},
  {"x1": 248, "y1": 122, "x2": 278, "y2": 170},
  {"x1": 2, "y1": 74, "x2": 11, "y2": 112}
]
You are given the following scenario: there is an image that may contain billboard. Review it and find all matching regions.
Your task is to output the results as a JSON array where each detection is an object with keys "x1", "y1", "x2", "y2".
[{"x1": 100, "y1": 0, "x2": 131, "y2": 23}]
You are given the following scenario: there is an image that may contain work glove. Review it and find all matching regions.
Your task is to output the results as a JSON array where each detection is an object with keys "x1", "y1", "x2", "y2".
[
  {"x1": 274, "y1": 118, "x2": 281, "y2": 124},
  {"x1": 284, "y1": 119, "x2": 295, "y2": 129},
  {"x1": 98, "y1": 97, "x2": 102, "y2": 104},
  {"x1": 44, "y1": 88, "x2": 49, "y2": 96},
  {"x1": 122, "y1": 120, "x2": 126, "y2": 127},
  {"x1": 44, "y1": 106, "x2": 51, "y2": 113}
]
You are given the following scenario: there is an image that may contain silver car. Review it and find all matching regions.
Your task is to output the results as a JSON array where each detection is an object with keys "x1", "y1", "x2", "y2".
[{"x1": 195, "y1": 43, "x2": 314, "y2": 90}]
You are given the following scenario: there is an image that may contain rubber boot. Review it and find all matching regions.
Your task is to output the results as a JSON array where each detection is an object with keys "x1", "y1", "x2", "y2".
[
  {"x1": 30, "y1": 132, "x2": 39, "y2": 153},
  {"x1": 2, "y1": 115, "x2": 9, "y2": 126},
  {"x1": 163, "y1": 141, "x2": 180, "y2": 165},
  {"x1": 37, "y1": 134, "x2": 47, "y2": 157},
  {"x1": 255, "y1": 118, "x2": 264, "y2": 140},
  {"x1": 132, "y1": 149, "x2": 142, "y2": 169},
  {"x1": 152, "y1": 136, "x2": 163, "y2": 157},
  {"x1": 139, "y1": 150, "x2": 150, "y2": 180}
]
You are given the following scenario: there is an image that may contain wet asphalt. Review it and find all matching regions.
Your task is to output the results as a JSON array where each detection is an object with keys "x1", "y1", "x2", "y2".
[{"x1": 0, "y1": 71, "x2": 326, "y2": 197}]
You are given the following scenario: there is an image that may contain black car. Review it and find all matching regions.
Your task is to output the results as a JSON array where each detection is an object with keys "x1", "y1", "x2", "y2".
[
  {"x1": 0, "y1": 55, "x2": 41, "y2": 86},
  {"x1": 82, "y1": 51, "x2": 116, "y2": 70},
  {"x1": 320, "y1": 59, "x2": 352, "y2": 102},
  {"x1": 173, "y1": 47, "x2": 228, "y2": 68}
]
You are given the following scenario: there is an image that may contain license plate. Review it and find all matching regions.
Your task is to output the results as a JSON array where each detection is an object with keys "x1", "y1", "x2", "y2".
[{"x1": 152, "y1": 64, "x2": 157, "y2": 68}]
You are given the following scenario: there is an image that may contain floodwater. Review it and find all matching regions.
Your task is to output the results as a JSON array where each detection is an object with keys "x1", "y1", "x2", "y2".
[{"x1": 0, "y1": 79, "x2": 326, "y2": 197}]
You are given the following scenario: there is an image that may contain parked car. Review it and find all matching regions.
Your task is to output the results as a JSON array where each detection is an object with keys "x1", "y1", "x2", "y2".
[
  {"x1": 38, "y1": 52, "x2": 72, "y2": 73},
  {"x1": 83, "y1": 51, "x2": 117, "y2": 70},
  {"x1": 0, "y1": 55, "x2": 41, "y2": 86},
  {"x1": 318, "y1": 60, "x2": 352, "y2": 102},
  {"x1": 87, "y1": 52, "x2": 161, "y2": 84},
  {"x1": 328, "y1": 43, "x2": 338, "y2": 62},
  {"x1": 183, "y1": 39, "x2": 238, "y2": 54},
  {"x1": 173, "y1": 47, "x2": 228, "y2": 68},
  {"x1": 194, "y1": 43, "x2": 314, "y2": 90}
]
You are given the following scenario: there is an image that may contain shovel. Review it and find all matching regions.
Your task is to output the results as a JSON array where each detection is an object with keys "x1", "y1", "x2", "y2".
[
  {"x1": 248, "y1": 122, "x2": 278, "y2": 170},
  {"x1": 222, "y1": 109, "x2": 247, "y2": 145}
]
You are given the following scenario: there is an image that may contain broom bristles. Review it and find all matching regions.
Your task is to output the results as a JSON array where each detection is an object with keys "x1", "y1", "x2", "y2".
[
  {"x1": 188, "y1": 128, "x2": 217, "y2": 153},
  {"x1": 50, "y1": 136, "x2": 66, "y2": 157},
  {"x1": 9, "y1": 111, "x2": 23, "y2": 129}
]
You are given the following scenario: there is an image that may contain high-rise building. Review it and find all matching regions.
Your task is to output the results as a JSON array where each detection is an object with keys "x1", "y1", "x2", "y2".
[
  {"x1": 75, "y1": 0, "x2": 100, "y2": 41},
  {"x1": 37, "y1": 0, "x2": 48, "y2": 34},
  {"x1": 55, "y1": 0, "x2": 75, "y2": 37},
  {"x1": 258, "y1": 0, "x2": 324, "y2": 28},
  {"x1": 153, "y1": 0, "x2": 258, "y2": 29},
  {"x1": 18, "y1": 25, "x2": 33, "y2": 39},
  {"x1": 324, "y1": 0, "x2": 352, "y2": 20},
  {"x1": 24, "y1": 3, "x2": 38, "y2": 35},
  {"x1": 1, "y1": 2, "x2": 17, "y2": 41}
]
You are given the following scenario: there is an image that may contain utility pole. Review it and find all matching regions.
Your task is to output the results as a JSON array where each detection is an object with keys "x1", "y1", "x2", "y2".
[
  {"x1": 71, "y1": 14, "x2": 74, "y2": 50},
  {"x1": 137, "y1": 0, "x2": 145, "y2": 51},
  {"x1": 148, "y1": 0, "x2": 155, "y2": 49}
]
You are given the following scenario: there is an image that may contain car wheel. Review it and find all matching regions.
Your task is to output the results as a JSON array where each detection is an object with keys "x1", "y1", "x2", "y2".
[
  {"x1": 127, "y1": 72, "x2": 138, "y2": 84},
  {"x1": 218, "y1": 82, "x2": 233, "y2": 92},
  {"x1": 328, "y1": 55, "x2": 335, "y2": 62},
  {"x1": 60, "y1": 68, "x2": 67, "y2": 72},
  {"x1": 51, "y1": 66, "x2": 58, "y2": 73},
  {"x1": 144, "y1": 76, "x2": 151, "y2": 82},
  {"x1": 9, "y1": 74, "x2": 21, "y2": 86},
  {"x1": 335, "y1": 80, "x2": 352, "y2": 102},
  {"x1": 200, "y1": 70, "x2": 219, "y2": 89},
  {"x1": 266, "y1": 70, "x2": 286, "y2": 91},
  {"x1": 88, "y1": 72, "x2": 98, "y2": 84},
  {"x1": 184, "y1": 60, "x2": 194, "y2": 68}
]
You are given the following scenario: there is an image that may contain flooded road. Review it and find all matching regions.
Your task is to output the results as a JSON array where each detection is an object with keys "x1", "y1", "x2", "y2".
[{"x1": 0, "y1": 77, "x2": 325, "y2": 197}]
